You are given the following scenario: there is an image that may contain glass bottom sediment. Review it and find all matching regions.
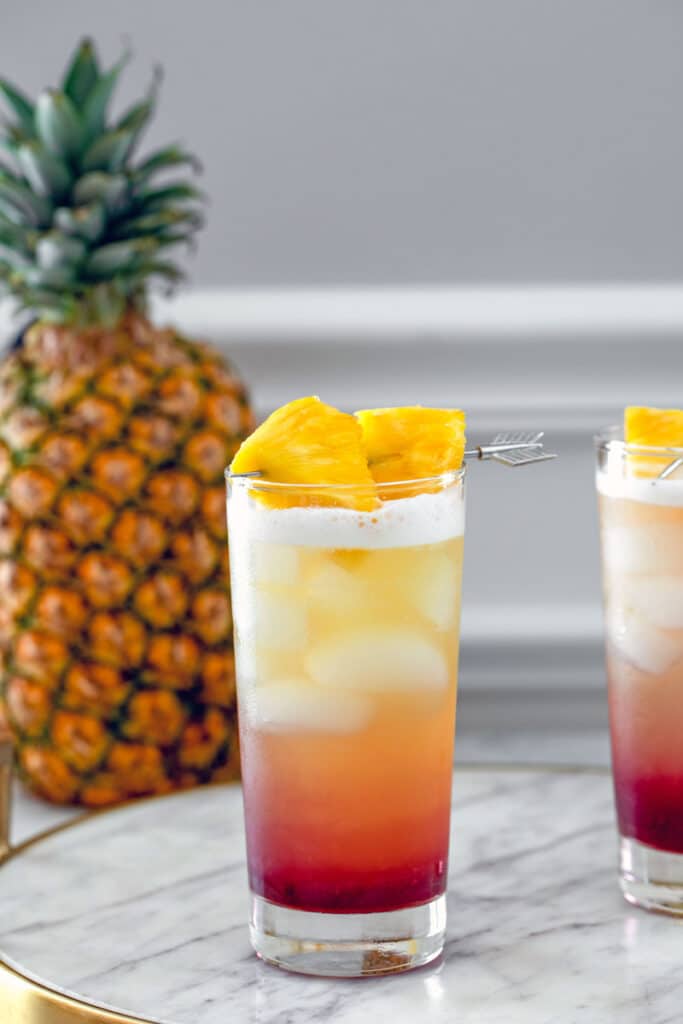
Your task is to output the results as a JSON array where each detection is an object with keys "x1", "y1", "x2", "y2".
[
  {"x1": 250, "y1": 893, "x2": 446, "y2": 976},
  {"x1": 620, "y1": 836, "x2": 683, "y2": 915}
]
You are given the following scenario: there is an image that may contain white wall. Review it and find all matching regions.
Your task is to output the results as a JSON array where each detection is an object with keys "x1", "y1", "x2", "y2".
[{"x1": 3, "y1": 1, "x2": 683, "y2": 286}]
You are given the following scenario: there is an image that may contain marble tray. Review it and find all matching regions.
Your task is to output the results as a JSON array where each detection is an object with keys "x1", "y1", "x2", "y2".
[{"x1": 0, "y1": 767, "x2": 680, "y2": 1024}]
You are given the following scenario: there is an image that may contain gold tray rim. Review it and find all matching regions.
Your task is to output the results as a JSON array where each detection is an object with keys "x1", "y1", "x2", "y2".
[{"x1": 0, "y1": 763, "x2": 609, "y2": 1024}]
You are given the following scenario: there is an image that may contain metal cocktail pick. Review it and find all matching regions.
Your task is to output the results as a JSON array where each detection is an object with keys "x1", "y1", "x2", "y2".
[
  {"x1": 658, "y1": 457, "x2": 683, "y2": 480},
  {"x1": 465, "y1": 431, "x2": 557, "y2": 467}
]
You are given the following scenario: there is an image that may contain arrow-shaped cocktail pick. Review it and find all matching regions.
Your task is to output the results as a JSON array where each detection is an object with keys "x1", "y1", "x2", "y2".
[{"x1": 465, "y1": 430, "x2": 557, "y2": 467}]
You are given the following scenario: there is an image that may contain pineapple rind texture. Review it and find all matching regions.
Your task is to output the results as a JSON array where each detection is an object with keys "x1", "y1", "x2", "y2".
[{"x1": 0, "y1": 315, "x2": 254, "y2": 805}]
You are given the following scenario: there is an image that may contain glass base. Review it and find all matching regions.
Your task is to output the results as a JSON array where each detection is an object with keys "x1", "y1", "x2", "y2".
[
  {"x1": 250, "y1": 892, "x2": 446, "y2": 976},
  {"x1": 620, "y1": 836, "x2": 683, "y2": 915}
]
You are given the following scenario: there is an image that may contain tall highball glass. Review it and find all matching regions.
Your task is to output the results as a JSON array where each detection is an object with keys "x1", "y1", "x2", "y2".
[
  {"x1": 597, "y1": 429, "x2": 683, "y2": 914},
  {"x1": 226, "y1": 471, "x2": 465, "y2": 974}
]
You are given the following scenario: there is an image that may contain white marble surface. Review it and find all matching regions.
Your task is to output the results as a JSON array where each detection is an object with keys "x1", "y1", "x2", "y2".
[{"x1": 2, "y1": 759, "x2": 681, "y2": 1024}]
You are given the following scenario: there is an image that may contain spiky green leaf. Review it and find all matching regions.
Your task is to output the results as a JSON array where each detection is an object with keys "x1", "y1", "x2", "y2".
[
  {"x1": 159, "y1": 232, "x2": 198, "y2": 250},
  {"x1": 0, "y1": 170, "x2": 50, "y2": 226},
  {"x1": 37, "y1": 231, "x2": 86, "y2": 271},
  {"x1": 23, "y1": 263, "x2": 77, "y2": 288},
  {"x1": 135, "y1": 182, "x2": 204, "y2": 210},
  {"x1": 112, "y1": 207, "x2": 202, "y2": 239},
  {"x1": 117, "y1": 97, "x2": 154, "y2": 134},
  {"x1": 81, "y1": 129, "x2": 134, "y2": 173},
  {"x1": 0, "y1": 138, "x2": 20, "y2": 166},
  {"x1": 86, "y1": 237, "x2": 156, "y2": 277},
  {"x1": 0, "y1": 246, "x2": 29, "y2": 272},
  {"x1": 0, "y1": 216, "x2": 35, "y2": 256},
  {"x1": 14, "y1": 287, "x2": 78, "y2": 322},
  {"x1": 17, "y1": 142, "x2": 70, "y2": 199},
  {"x1": 81, "y1": 52, "x2": 129, "y2": 141},
  {"x1": 89, "y1": 281, "x2": 127, "y2": 325},
  {"x1": 53, "y1": 203, "x2": 104, "y2": 241},
  {"x1": 133, "y1": 259, "x2": 183, "y2": 283},
  {"x1": 62, "y1": 38, "x2": 100, "y2": 108},
  {"x1": 132, "y1": 145, "x2": 200, "y2": 184},
  {"x1": 35, "y1": 90, "x2": 84, "y2": 159},
  {"x1": 0, "y1": 196, "x2": 25, "y2": 226},
  {"x1": 72, "y1": 171, "x2": 127, "y2": 210},
  {"x1": 0, "y1": 79, "x2": 35, "y2": 137}
]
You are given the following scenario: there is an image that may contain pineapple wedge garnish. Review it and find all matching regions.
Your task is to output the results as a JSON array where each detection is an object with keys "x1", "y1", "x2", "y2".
[
  {"x1": 625, "y1": 406, "x2": 683, "y2": 477},
  {"x1": 230, "y1": 396, "x2": 377, "y2": 510},
  {"x1": 356, "y1": 407, "x2": 466, "y2": 493},
  {"x1": 625, "y1": 406, "x2": 683, "y2": 448}
]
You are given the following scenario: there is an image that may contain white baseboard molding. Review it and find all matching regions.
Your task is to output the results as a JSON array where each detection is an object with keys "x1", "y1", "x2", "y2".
[
  {"x1": 3, "y1": 285, "x2": 683, "y2": 428},
  {"x1": 150, "y1": 285, "x2": 683, "y2": 342},
  {"x1": 151, "y1": 285, "x2": 683, "y2": 431}
]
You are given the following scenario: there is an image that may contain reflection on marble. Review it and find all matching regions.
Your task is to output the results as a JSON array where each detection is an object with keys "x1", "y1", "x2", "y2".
[{"x1": 2, "y1": 766, "x2": 681, "y2": 1024}]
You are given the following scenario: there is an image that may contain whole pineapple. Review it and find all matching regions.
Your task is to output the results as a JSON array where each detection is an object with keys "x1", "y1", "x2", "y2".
[{"x1": 0, "y1": 40, "x2": 253, "y2": 805}]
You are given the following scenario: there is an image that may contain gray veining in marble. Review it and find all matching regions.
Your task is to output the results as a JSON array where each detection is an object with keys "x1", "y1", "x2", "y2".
[{"x1": 1, "y1": 764, "x2": 680, "y2": 1024}]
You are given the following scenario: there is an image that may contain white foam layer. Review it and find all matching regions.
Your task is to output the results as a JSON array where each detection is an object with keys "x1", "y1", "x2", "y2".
[
  {"x1": 227, "y1": 483, "x2": 465, "y2": 549},
  {"x1": 597, "y1": 470, "x2": 683, "y2": 507}
]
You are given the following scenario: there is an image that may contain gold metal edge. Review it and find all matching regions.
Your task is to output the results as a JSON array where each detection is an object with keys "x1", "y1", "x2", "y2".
[
  {"x1": 0, "y1": 958, "x2": 155, "y2": 1023},
  {"x1": 0, "y1": 765, "x2": 609, "y2": 1021}
]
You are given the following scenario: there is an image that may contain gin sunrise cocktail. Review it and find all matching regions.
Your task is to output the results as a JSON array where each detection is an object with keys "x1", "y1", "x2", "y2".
[
  {"x1": 228, "y1": 398, "x2": 465, "y2": 975},
  {"x1": 598, "y1": 406, "x2": 683, "y2": 914}
]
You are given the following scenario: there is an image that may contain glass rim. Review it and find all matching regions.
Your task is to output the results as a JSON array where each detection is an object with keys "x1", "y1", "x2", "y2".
[
  {"x1": 224, "y1": 466, "x2": 466, "y2": 491},
  {"x1": 594, "y1": 425, "x2": 683, "y2": 458}
]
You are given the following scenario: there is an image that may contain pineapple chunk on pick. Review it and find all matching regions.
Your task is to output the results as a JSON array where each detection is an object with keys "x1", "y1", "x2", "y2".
[
  {"x1": 625, "y1": 406, "x2": 683, "y2": 478},
  {"x1": 230, "y1": 396, "x2": 377, "y2": 510},
  {"x1": 356, "y1": 406, "x2": 466, "y2": 487},
  {"x1": 625, "y1": 406, "x2": 683, "y2": 448}
]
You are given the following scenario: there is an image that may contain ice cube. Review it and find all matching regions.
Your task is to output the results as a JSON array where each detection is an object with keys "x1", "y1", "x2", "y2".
[
  {"x1": 305, "y1": 626, "x2": 448, "y2": 692},
  {"x1": 252, "y1": 542, "x2": 299, "y2": 586},
  {"x1": 234, "y1": 643, "x2": 304, "y2": 689},
  {"x1": 601, "y1": 525, "x2": 683, "y2": 575},
  {"x1": 307, "y1": 559, "x2": 373, "y2": 616},
  {"x1": 247, "y1": 679, "x2": 372, "y2": 733},
  {"x1": 239, "y1": 590, "x2": 307, "y2": 651},
  {"x1": 623, "y1": 576, "x2": 683, "y2": 630},
  {"x1": 405, "y1": 550, "x2": 459, "y2": 630},
  {"x1": 606, "y1": 604, "x2": 683, "y2": 674}
]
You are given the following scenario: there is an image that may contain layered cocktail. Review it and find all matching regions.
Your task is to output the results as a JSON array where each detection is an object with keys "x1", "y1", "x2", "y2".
[
  {"x1": 227, "y1": 398, "x2": 465, "y2": 974},
  {"x1": 597, "y1": 407, "x2": 683, "y2": 913}
]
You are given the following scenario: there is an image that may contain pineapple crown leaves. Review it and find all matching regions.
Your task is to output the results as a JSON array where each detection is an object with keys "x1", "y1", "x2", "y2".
[{"x1": 0, "y1": 38, "x2": 204, "y2": 327}]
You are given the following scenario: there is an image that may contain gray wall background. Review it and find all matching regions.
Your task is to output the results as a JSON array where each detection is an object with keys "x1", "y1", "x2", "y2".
[{"x1": 3, "y1": 1, "x2": 682, "y2": 286}]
